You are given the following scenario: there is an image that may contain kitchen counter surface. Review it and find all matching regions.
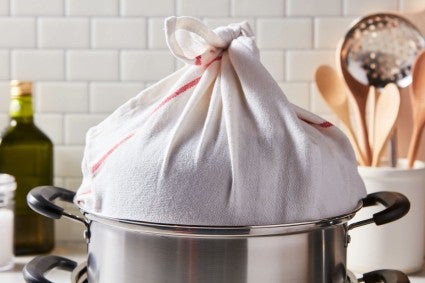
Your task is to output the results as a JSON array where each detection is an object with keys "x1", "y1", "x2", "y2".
[
  {"x1": 0, "y1": 243, "x2": 86, "y2": 283},
  {"x1": 1, "y1": 242, "x2": 425, "y2": 282}
]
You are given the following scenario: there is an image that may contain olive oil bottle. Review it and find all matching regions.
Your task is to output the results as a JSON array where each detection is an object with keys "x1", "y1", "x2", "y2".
[{"x1": 0, "y1": 81, "x2": 54, "y2": 255}]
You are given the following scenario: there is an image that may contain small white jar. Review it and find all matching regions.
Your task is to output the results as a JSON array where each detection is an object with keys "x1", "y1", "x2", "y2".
[{"x1": 0, "y1": 174, "x2": 16, "y2": 272}]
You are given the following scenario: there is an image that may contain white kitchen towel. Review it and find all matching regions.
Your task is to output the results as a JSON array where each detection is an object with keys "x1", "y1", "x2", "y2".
[{"x1": 75, "y1": 16, "x2": 366, "y2": 226}]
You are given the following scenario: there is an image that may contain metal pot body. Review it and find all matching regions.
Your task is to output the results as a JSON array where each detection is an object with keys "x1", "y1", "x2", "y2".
[
  {"x1": 86, "y1": 215, "x2": 347, "y2": 283},
  {"x1": 23, "y1": 187, "x2": 411, "y2": 283}
]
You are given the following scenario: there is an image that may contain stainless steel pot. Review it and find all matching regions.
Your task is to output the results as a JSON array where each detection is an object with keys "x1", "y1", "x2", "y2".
[
  {"x1": 23, "y1": 256, "x2": 409, "y2": 283},
  {"x1": 23, "y1": 186, "x2": 411, "y2": 283}
]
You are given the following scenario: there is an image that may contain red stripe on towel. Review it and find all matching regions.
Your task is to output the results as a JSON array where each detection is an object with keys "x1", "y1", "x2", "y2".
[
  {"x1": 76, "y1": 189, "x2": 92, "y2": 196},
  {"x1": 89, "y1": 56, "x2": 224, "y2": 176},
  {"x1": 205, "y1": 55, "x2": 222, "y2": 68},
  {"x1": 195, "y1": 55, "x2": 202, "y2": 65},
  {"x1": 300, "y1": 118, "x2": 333, "y2": 128},
  {"x1": 152, "y1": 76, "x2": 202, "y2": 113},
  {"x1": 90, "y1": 77, "x2": 202, "y2": 175},
  {"x1": 319, "y1": 121, "x2": 333, "y2": 128},
  {"x1": 152, "y1": 56, "x2": 222, "y2": 113},
  {"x1": 91, "y1": 132, "x2": 136, "y2": 174}
]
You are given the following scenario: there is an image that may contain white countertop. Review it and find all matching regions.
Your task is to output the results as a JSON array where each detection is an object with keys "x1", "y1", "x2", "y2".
[
  {"x1": 0, "y1": 243, "x2": 86, "y2": 283},
  {"x1": 1, "y1": 242, "x2": 425, "y2": 282},
  {"x1": 404, "y1": 266, "x2": 425, "y2": 282}
]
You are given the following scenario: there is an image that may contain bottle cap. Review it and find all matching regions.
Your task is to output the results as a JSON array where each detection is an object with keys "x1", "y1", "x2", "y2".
[{"x1": 10, "y1": 80, "x2": 32, "y2": 97}]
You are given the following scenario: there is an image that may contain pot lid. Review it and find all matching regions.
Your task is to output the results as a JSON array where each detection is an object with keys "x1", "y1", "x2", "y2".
[{"x1": 83, "y1": 200, "x2": 363, "y2": 238}]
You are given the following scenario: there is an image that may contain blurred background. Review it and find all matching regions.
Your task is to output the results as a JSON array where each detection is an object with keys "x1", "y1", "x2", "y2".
[{"x1": 0, "y1": 0, "x2": 424, "y2": 242}]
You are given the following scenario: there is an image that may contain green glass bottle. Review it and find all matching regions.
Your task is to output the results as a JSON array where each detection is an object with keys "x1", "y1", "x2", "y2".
[{"x1": 0, "y1": 81, "x2": 54, "y2": 255}]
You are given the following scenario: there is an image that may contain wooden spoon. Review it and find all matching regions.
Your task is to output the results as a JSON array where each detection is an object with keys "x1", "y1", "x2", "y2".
[
  {"x1": 371, "y1": 84, "x2": 401, "y2": 167},
  {"x1": 336, "y1": 40, "x2": 372, "y2": 166},
  {"x1": 407, "y1": 49, "x2": 425, "y2": 168},
  {"x1": 315, "y1": 65, "x2": 367, "y2": 166}
]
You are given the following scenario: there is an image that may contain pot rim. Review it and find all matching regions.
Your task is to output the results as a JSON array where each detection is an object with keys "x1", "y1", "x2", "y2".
[{"x1": 82, "y1": 201, "x2": 363, "y2": 237}]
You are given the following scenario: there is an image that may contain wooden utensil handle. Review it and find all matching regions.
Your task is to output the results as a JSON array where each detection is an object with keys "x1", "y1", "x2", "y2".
[
  {"x1": 359, "y1": 110, "x2": 372, "y2": 166},
  {"x1": 346, "y1": 127, "x2": 367, "y2": 166},
  {"x1": 407, "y1": 123, "x2": 425, "y2": 168}
]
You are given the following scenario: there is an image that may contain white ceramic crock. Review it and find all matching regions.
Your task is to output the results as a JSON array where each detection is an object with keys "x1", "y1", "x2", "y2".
[{"x1": 348, "y1": 159, "x2": 425, "y2": 274}]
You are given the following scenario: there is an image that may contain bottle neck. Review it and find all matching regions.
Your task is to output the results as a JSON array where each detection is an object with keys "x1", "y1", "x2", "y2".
[{"x1": 9, "y1": 95, "x2": 34, "y2": 124}]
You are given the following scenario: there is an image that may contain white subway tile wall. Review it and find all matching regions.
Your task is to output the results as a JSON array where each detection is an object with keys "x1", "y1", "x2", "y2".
[
  {"x1": 92, "y1": 18, "x2": 146, "y2": 48},
  {"x1": 36, "y1": 82, "x2": 88, "y2": 112},
  {"x1": 11, "y1": 0, "x2": 63, "y2": 16},
  {"x1": 257, "y1": 18, "x2": 313, "y2": 49},
  {"x1": 66, "y1": 50, "x2": 119, "y2": 80},
  {"x1": 34, "y1": 114, "x2": 64, "y2": 144},
  {"x1": 12, "y1": 50, "x2": 64, "y2": 80},
  {"x1": 64, "y1": 114, "x2": 106, "y2": 144},
  {"x1": 232, "y1": 0, "x2": 284, "y2": 16},
  {"x1": 287, "y1": 0, "x2": 341, "y2": 16},
  {"x1": 54, "y1": 146, "x2": 85, "y2": 178},
  {"x1": 0, "y1": 81, "x2": 8, "y2": 110},
  {"x1": 121, "y1": 0, "x2": 174, "y2": 16},
  {"x1": 89, "y1": 82, "x2": 144, "y2": 112},
  {"x1": 66, "y1": 0, "x2": 118, "y2": 16},
  {"x1": 120, "y1": 50, "x2": 175, "y2": 80},
  {"x1": 39, "y1": 18, "x2": 90, "y2": 48},
  {"x1": 259, "y1": 50, "x2": 285, "y2": 81},
  {"x1": 343, "y1": 0, "x2": 398, "y2": 15},
  {"x1": 0, "y1": 18, "x2": 35, "y2": 47},
  {"x1": 148, "y1": 17, "x2": 168, "y2": 49},
  {"x1": 176, "y1": 0, "x2": 230, "y2": 16},
  {"x1": 203, "y1": 17, "x2": 255, "y2": 30},
  {"x1": 314, "y1": 17, "x2": 356, "y2": 48},
  {"x1": 0, "y1": 0, "x2": 423, "y2": 242},
  {"x1": 286, "y1": 50, "x2": 335, "y2": 81},
  {"x1": 0, "y1": 51, "x2": 9, "y2": 80},
  {"x1": 278, "y1": 82, "x2": 310, "y2": 110}
]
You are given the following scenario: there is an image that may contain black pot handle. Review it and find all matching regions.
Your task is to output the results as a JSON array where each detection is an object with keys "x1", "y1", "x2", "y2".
[
  {"x1": 27, "y1": 186, "x2": 87, "y2": 226},
  {"x1": 27, "y1": 186, "x2": 75, "y2": 219},
  {"x1": 349, "y1": 191, "x2": 410, "y2": 230},
  {"x1": 23, "y1": 255, "x2": 77, "y2": 283},
  {"x1": 359, "y1": 269, "x2": 410, "y2": 283}
]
